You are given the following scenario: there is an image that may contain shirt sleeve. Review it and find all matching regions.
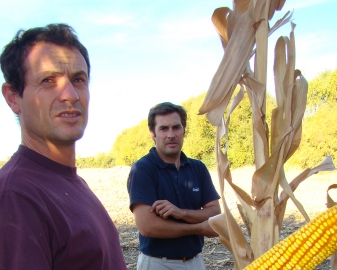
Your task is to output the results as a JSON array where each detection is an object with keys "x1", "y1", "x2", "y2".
[
  {"x1": 127, "y1": 161, "x2": 158, "y2": 211},
  {"x1": 0, "y1": 191, "x2": 52, "y2": 269},
  {"x1": 199, "y1": 163, "x2": 221, "y2": 207}
]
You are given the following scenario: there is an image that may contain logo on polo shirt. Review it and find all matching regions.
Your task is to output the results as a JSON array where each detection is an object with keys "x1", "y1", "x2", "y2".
[{"x1": 192, "y1": 187, "x2": 199, "y2": 192}]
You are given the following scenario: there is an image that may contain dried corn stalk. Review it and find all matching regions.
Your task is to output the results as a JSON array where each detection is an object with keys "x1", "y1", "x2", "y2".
[{"x1": 200, "y1": 0, "x2": 336, "y2": 268}]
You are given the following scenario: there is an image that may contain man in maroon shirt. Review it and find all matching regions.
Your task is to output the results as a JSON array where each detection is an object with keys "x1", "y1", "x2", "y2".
[{"x1": 0, "y1": 24, "x2": 127, "y2": 269}]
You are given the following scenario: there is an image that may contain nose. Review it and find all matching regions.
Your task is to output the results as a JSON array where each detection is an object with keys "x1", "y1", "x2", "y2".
[
  {"x1": 58, "y1": 79, "x2": 79, "y2": 104},
  {"x1": 167, "y1": 128, "x2": 176, "y2": 139}
]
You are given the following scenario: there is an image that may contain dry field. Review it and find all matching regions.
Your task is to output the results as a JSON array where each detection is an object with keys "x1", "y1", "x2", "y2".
[{"x1": 79, "y1": 166, "x2": 337, "y2": 270}]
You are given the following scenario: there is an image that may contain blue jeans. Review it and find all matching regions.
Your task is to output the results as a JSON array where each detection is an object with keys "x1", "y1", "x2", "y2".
[{"x1": 137, "y1": 252, "x2": 206, "y2": 270}]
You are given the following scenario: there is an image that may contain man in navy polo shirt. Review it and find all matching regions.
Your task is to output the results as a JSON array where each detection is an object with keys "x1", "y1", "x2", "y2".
[{"x1": 127, "y1": 102, "x2": 221, "y2": 270}]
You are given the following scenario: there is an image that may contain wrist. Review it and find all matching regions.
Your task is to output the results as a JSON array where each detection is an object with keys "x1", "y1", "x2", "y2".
[{"x1": 182, "y1": 209, "x2": 188, "y2": 219}]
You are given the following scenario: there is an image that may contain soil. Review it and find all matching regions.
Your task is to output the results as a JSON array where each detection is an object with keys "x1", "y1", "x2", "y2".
[{"x1": 79, "y1": 166, "x2": 337, "y2": 270}]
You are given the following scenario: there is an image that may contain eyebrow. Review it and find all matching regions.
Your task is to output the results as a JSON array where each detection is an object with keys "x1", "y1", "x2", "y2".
[
  {"x1": 72, "y1": 70, "x2": 88, "y2": 78},
  {"x1": 37, "y1": 70, "x2": 88, "y2": 79},
  {"x1": 159, "y1": 124, "x2": 182, "y2": 129}
]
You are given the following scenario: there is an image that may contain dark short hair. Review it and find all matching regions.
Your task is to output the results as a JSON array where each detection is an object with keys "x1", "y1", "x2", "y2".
[
  {"x1": 148, "y1": 102, "x2": 187, "y2": 133},
  {"x1": 0, "y1": 23, "x2": 90, "y2": 97}
]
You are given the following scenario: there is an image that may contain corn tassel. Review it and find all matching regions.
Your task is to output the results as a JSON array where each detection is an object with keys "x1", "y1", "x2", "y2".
[{"x1": 244, "y1": 205, "x2": 337, "y2": 269}]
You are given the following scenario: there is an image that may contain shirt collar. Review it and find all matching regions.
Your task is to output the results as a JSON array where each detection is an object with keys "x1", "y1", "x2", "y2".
[{"x1": 149, "y1": 147, "x2": 190, "y2": 168}]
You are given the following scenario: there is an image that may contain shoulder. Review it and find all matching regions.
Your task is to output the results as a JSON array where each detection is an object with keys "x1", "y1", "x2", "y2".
[
  {"x1": 186, "y1": 156, "x2": 208, "y2": 171},
  {"x1": 130, "y1": 148, "x2": 159, "y2": 172},
  {"x1": 130, "y1": 153, "x2": 154, "y2": 172},
  {"x1": 0, "y1": 153, "x2": 31, "y2": 192}
]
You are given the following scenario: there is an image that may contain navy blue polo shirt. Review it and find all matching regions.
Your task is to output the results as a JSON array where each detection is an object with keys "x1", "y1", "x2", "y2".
[{"x1": 127, "y1": 147, "x2": 220, "y2": 258}]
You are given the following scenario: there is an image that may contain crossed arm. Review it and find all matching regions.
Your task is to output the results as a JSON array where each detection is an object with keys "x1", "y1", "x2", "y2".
[{"x1": 132, "y1": 199, "x2": 221, "y2": 239}]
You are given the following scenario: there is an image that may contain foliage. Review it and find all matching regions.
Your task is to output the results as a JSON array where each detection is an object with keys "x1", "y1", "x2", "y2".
[
  {"x1": 112, "y1": 119, "x2": 153, "y2": 166},
  {"x1": 109, "y1": 91, "x2": 276, "y2": 169},
  {"x1": 72, "y1": 69, "x2": 336, "y2": 169},
  {"x1": 287, "y1": 69, "x2": 337, "y2": 169},
  {"x1": 307, "y1": 68, "x2": 337, "y2": 110},
  {"x1": 182, "y1": 93, "x2": 217, "y2": 169},
  {"x1": 76, "y1": 152, "x2": 114, "y2": 168},
  {"x1": 0, "y1": 160, "x2": 6, "y2": 169},
  {"x1": 288, "y1": 102, "x2": 337, "y2": 168},
  {"x1": 223, "y1": 90, "x2": 275, "y2": 169}
]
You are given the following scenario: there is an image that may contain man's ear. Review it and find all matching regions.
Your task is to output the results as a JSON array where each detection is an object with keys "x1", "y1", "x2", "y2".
[
  {"x1": 2, "y1": 83, "x2": 21, "y2": 114},
  {"x1": 150, "y1": 130, "x2": 156, "y2": 143}
]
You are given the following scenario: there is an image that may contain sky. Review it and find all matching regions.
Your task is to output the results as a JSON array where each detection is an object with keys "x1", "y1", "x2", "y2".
[{"x1": 0, "y1": 0, "x2": 336, "y2": 161}]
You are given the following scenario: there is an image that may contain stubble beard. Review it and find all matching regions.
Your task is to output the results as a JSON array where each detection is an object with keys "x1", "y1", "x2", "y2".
[{"x1": 49, "y1": 123, "x2": 87, "y2": 145}]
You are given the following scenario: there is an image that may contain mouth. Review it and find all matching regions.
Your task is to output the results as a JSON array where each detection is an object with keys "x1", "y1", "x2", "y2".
[
  {"x1": 166, "y1": 142, "x2": 178, "y2": 146},
  {"x1": 60, "y1": 113, "x2": 80, "y2": 117},
  {"x1": 57, "y1": 110, "x2": 82, "y2": 118}
]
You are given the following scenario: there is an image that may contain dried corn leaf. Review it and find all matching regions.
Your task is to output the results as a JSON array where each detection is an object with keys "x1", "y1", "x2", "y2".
[
  {"x1": 233, "y1": 0, "x2": 250, "y2": 15},
  {"x1": 243, "y1": 75, "x2": 269, "y2": 169},
  {"x1": 212, "y1": 86, "x2": 255, "y2": 268},
  {"x1": 251, "y1": 129, "x2": 291, "y2": 201},
  {"x1": 275, "y1": 156, "x2": 336, "y2": 227},
  {"x1": 285, "y1": 74, "x2": 307, "y2": 160},
  {"x1": 209, "y1": 202, "x2": 253, "y2": 269},
  {"x1": 276, "y1": 0, "x2": 286, "y2": 10},
  {"x1": 216, "y1": 87, "x2": 255, "y2": 207},
  {"x1": 275, "y1": 168, "x2": 310, "y2": 228},
  {"x1": 282, "y1": 23, "x2": 296, "y2": 107},
  {"x1": 230, "y1": 0, "x2": 251, "y2": 39},
  {"x1": 199, "y1": 0, "x2": 256, "y2": 126},
  {"x1": 212, "y1": 8, "x2": 231, "y2": 50},
  {"x1": 249, "y1": 10, "x2": 292, "y2": 59},
  {"x1": 269, "y1": 10, "x2": 292, "y2": 37},
  {"x1": 327, "y1": 184, "x2": 337, "y2": 208},
  {"x1": 254, "y1": 0, "x2": 270, "y2": 87},
  {"x1": 279, "y1": 168, "x2": 310, "y2": 222},
  {"x1": 268, "y1": 0, "x2": 287, "y2": 20}
]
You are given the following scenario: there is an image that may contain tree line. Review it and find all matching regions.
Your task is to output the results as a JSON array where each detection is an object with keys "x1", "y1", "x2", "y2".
[
  {"x1": 75, "y1": 68, "x2": 337, "y2": 170},
  {"x1": 1, "y1": 69, "x2": 336, "y2": 169}
]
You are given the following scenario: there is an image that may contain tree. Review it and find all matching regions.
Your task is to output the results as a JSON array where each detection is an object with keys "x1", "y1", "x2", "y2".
[
  {"x1": 182, "y1": 93, "x2": 217, "y2": 168},
  {"x1": 112, "y1": 120, "x2": 153, "y2": 166},
  {"x1": 307, "y1": 68, "x2": 337, "y2": 111}
]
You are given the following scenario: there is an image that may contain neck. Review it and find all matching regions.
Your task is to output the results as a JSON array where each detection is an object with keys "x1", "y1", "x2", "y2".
[
  {"x1": 156, "y1": 149, "x2": 181, "y2": 169},
  {"x1": 22, "y1": 141, "x2": 76, "y2": 167}
]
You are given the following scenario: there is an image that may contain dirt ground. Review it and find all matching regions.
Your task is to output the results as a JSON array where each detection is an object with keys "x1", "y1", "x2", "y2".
[{"x1": 79, "y1": 166, "x2": 337, "y2": 270}]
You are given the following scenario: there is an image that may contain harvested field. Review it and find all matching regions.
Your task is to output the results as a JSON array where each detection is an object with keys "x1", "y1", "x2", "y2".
[{"x1": 79, "y1": 166, "x2": 337, "y2": 269}]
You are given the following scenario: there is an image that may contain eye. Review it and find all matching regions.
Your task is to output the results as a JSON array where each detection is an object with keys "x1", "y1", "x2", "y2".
[
  {"x1": 41, "y1": 78, "x2": 53, "y2": 83},
  {"x1": 73, "y1": 78, "x2": 84, "y2": 83},
  {"x1": 73, "y1": 76, "x2": 88, "y2": 85}
]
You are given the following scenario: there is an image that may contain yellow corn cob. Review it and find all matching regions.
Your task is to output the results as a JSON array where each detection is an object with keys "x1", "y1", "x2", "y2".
[{"x1": 244, "y1": 205, "x2": 337, "y2": 270}]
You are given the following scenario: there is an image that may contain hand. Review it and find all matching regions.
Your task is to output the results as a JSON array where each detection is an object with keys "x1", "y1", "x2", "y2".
[
  {"x1": 150, "y1": 200, "x2": 185, "y2": 220},
  {"x1": 198, "y1": 220, "x2": 219, "y2": 238}
]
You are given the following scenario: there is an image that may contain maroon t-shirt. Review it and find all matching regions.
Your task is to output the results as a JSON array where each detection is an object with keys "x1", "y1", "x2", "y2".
[{"x1": 0, "y1": 145, "x2": 127, "y2": 270}]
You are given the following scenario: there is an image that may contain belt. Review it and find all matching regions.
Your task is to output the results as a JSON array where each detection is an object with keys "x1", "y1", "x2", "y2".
[{"x1": 145, "y1": 253, "x2": 195, "y2": 262}]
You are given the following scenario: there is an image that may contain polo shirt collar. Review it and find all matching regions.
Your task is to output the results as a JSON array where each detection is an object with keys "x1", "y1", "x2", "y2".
[{"x1": 149, "y1": 147, "x2": 190, "y2": 168}]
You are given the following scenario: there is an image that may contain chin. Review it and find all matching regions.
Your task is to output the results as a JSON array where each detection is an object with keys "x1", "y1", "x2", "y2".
[{"x1": 53, "y1": 129, "x2": 86, "y2": 143}]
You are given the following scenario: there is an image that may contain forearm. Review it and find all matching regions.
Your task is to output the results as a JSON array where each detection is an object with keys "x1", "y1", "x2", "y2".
[
  {"x1": 181, "y1": 204, "x2": 221, "y2": 224},
  {"x1": 136, "y1": 211, "x2": 203, "y2": 238},
  {"x1": 150, "y1": 199, "x2": 221, "y2": 224},
  {"x1": 133, "y1": 203, "x2": 216, "y2": 238}
]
